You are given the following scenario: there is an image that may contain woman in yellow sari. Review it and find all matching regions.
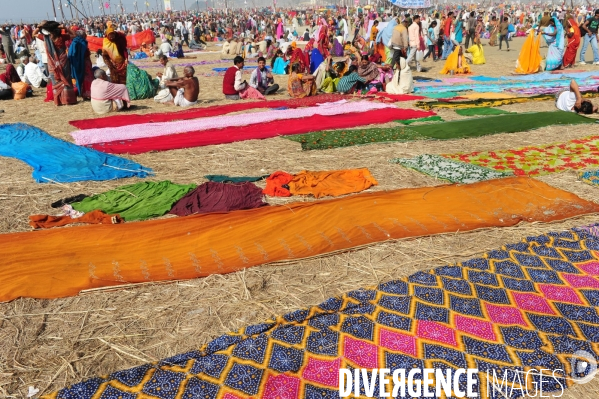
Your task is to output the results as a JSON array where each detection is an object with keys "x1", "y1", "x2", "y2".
[
  {"x1": 440, "y1": 45, "x2": 471, "y2": 75},
  {"x1": 102, "y1": 22, "x2": 128, "y2": 85}
]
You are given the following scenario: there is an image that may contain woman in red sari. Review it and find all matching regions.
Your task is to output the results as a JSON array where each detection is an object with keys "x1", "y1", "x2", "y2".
[
  {"x1": 563, "y1": 17, "x2": 580, "y2": 68},
  {"x1": 33, "y1": 22, "x2": 77, "y2": 106}
]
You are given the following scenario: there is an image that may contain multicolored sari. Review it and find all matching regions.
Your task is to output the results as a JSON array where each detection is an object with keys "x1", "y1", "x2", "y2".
[
  {"x1": 543, "y1": 17, "x2": 564, "y2": 71},
  {"x1": 44, "y1": 33, "x2": 77, "y2": 106},
  {"x1": 102, "y1": 29, "x2": 128, "y2": 85},
  {"x1": 563, "y1": 17, "x2": 581, "y2": 68},
  {"x1": 287, "y1": 72, "x2": 316, "y2": 98}
]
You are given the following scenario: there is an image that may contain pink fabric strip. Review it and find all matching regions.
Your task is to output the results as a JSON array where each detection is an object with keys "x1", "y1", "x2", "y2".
[{"x1": 71, "y1": 101, "x2": 396, "y2": 146}]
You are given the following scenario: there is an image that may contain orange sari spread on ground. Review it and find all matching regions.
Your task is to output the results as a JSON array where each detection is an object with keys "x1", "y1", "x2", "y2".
[{"x1": 0, "y1": 177, "x2": 597, "y2": 302}]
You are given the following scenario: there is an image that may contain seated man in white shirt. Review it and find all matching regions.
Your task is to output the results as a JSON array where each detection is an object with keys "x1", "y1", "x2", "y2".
[
  {"x1": 556, "y1": 80, "x2": 598, "y2": 114},
  {"x1": 23, "y1": 56, "x2": 48, "y2": 88}
]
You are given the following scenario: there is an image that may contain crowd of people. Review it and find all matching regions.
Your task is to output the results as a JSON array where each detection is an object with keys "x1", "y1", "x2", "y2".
[{"x1": 1, "y1": 5, "x2": 599, "y2": 112}]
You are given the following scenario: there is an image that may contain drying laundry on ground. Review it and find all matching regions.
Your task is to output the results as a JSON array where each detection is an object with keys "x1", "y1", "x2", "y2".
[{"x1": 2, "y1": 177, "x2": 598, "y2": 302}]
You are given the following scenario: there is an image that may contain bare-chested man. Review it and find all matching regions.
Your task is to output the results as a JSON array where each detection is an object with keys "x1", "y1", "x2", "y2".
[{"x1": 165, "y1": 66, "x2": 199, "y2": 107}]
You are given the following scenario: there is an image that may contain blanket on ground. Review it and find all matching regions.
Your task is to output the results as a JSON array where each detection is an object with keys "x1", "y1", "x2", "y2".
[
  {"x1": 1, "y1": 177, "x2": 598, "y2": 301},
  {"x1": 391, "y1": 154, "x2": 513, "y2": 183},
  {"x1": 43, "y1": 224, "x2": 599, "y2": 399},
  {"x1": 0, "y1": 123, "x2": 152, "y2": 183},
  {"x1": 444, "y1": 135, "x2": 599, "y2": 176},
  {"x1": 287, "y1": 112, "x2": 594, "y2": 150}
]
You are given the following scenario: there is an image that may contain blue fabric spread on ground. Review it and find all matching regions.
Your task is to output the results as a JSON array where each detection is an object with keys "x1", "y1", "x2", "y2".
[{"x1": 0, "y1": 123, "x2": 152, "y2": 183}]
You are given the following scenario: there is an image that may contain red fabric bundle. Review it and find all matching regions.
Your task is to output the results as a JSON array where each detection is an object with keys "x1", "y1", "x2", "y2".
[
  {"x1": 263, "y1": 171, "x2": 293, "y2": 197},
  {"x1": 88, "y1": 108, "x2": 434, "y2": 154},
  {"x1": 70, "y1": 94, "x2": 348, "y2": 129},
  {"x1": 85, "y1": 29, "x2": 156, "y2": 53}
]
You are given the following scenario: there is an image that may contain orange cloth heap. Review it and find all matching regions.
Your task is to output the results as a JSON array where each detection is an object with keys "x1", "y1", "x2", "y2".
[
  {"x1": 1, "y1": 177, "x2": 597, "y2": 302},
  {"x1": 263, "y1": 168, "x2": 378, "y2": 198},
  {"x1": 515, "y1": 31, "x2": 542, "y2": 74},
  {"x1": 288, "y1": 168, "x2": 378, "y2": 198},
  {"x1": 29, "y1": 210, "x2": 124, "y2": 229}
]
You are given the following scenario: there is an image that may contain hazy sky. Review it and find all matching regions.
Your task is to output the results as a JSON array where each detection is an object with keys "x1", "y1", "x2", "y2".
[{"x1": 1, "y1": 0, "x2": 210, "y2": 23}]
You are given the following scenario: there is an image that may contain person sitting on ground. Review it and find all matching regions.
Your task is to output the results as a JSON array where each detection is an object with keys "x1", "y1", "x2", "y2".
[
  {"x1": 440, "y1": 45, "x2": 471, "y2": 74},
  {"x1": 16, "y1": 56, "x2": 27, "y2": 82},
  {"x1": 0, "y1": 78, "x2": 11, "y2": 100},
  {"x1": 169, "y1": 41, "x2": 185, "y2": 58},
  {"x1": 189, "y1": 35, "x2": 206, "y2": 50},
  {"x1": 160, "y1": 39, "x2": 173, "y2": 56},
  {"x1": 303, "y1": 28, "x2": 310, "y2": 41},
  {"x1": 23, "y1": 55, "x2": 48, "y2": 88},
  {"x1": 466, "y1": 36, "x2": 486, "y2": 64},
  {"x1": 250, "y1": 56, "x2": 279, "y2": 95},
  {"x1": 222, "y1": 55, "x2": 265, "y2": 100},
  {"x1": 154, "y1": 55, "x2": 178, "y2": 102},
  {"x1": 556, "y1": 79, "x2": 598, "y2": 114},
  {"x1": 287, "y1": 62, "x2": 316, "y2": 98},
  {"x1": 336, "y1": 64, "x2": 367, "y2": 94},
  {"x1": 164, "y1": 66, "x2": 199, "y2": 107},
  {"x1": 90, "y1": 69, "x2": 130, "y2": 114}
]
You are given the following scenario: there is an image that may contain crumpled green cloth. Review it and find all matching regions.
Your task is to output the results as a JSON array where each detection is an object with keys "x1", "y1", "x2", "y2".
[{"x1": 71, "y1": 181, "x2": 196, "y2": 221}]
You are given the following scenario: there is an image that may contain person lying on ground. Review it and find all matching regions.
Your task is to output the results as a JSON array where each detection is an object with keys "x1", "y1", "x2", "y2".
[{"x1": 555, "y1": 79, "x2": 598, "y2": 114}]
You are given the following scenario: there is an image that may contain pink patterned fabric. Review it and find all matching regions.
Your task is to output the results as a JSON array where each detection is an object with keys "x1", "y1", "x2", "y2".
[
  {"x1": 239, "y1": 86, "x2": 266, "y2": 100},
  {"x1": 538, "y1": 284, "x2": 584, "y2": 304},
  {"x1": 511, "y1": 292, "x2": 556, "y2": 315},
  {"x1": 379, "y1": 328, "x2": 417, "y2": 357},
  {"x1": 262, "y1": 374, "x2": 300, "y2": 399},
  {"x1": 71, "y1": 101, "x2": 396, "y2": 146},
  {"x1": 562, "y1": 273, "x2": 599, "y2": 288},
  {"x1": 454, "y1": 315, "x2": 496, "y2": 341},
  {"x1": 415, "y1": 320, "x2": 457, "y2": 347},
  {"x1": 301, "y1": 357, "x2": 341, "y2": 387},
  {"x1": 579, "y1": 261, "x2": 599, "y2": 276},
  {"x1": 484, "y1": 303, "x2": 528, "y2": 327},
  {"x1": 343, "y1": 336, "x2": 378, "y2": 368}
]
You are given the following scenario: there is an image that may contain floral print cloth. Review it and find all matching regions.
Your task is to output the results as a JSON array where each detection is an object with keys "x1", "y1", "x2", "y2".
[
  {"x1": 579, "y1": 169, "x2": 599, "y2": 186},
  {"x1": 391, "y1": 154, "x2": 513, "y2": 184},
  {"x1": 444, "y1": 136, "x2": 599, "y2": 176}
]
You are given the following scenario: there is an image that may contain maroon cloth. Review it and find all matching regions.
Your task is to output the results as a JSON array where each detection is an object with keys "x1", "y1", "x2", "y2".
[
  {"x1": 169, "y1": 181, "x2": 268, "y2": 216},
  {"x1": 222, "y1": 66, "x2": 238, "y2": 95}
]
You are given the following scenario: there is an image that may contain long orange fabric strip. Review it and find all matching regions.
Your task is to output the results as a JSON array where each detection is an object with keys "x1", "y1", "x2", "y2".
[{"x1": 1, "y1": 177, "x2": 597, "y2": 302}]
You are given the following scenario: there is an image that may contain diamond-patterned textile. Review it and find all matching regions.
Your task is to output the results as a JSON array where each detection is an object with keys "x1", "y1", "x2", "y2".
[{"x1": 45, "y1": 225, "x2": 599, "y2": 399}]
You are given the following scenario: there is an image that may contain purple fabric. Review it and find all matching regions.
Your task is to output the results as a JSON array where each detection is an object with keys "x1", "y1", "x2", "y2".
[
  {"x1": 506, "y1": 84, "x2": 599, "y2": 95},
  {"x1": 168, "y1": 181, "x2": 268, "y2": 216},
  {"x1": 332, "y1": 39, "x2": 344, "y2": 57}
]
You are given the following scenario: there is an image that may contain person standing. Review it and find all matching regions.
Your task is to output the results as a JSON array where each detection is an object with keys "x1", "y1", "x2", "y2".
[
  {"x1": 441, "y1": 12, "x2": 455, "y2": 59},
  {"x1": 406, "y1": 15, "x2": 422, "y2": 72},
  {"x1": 389, "y1": 18, "x2": 409, "y2": 71},
  {"x1": 0, "y1": 26, "x2": 15, "y2": 64},
  {"x1": 465, "y1": 12, "x2": 476, "y2": 48},
  {"x1": 579, "y1": 9, "x2": 599, "y2": 65},
  {"x1": 498, "y1": 17, "x2": 510, "y2": 51}
]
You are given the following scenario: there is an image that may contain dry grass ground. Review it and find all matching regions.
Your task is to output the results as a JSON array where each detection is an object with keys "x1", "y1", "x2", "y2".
[{"x1": 1, "y1": 37, "x2": 599, "y2": 398}]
